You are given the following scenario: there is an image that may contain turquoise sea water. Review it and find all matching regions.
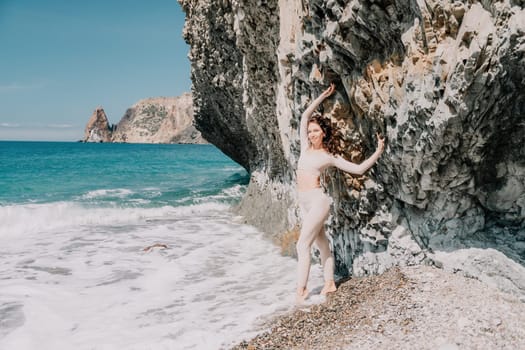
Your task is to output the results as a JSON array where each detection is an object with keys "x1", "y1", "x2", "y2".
[
  {"x1": 0, "y1": 141, "x2": 326, "y2": 349},
  {"x1": 0, "y1": 141, "x2": 248, "y2": 206}
]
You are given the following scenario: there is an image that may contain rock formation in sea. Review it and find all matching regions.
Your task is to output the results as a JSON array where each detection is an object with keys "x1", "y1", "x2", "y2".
[
  {"x1": 112, "y1": 93, "x2": 205, "y2": 144},
  {"x1": 83, "y1": 107, "x2": 113, "y2": 142},
  {"x1": 180, "y1": 0, "x2": 525, "y2": 299},
  {"x1": 83, "y1": 93, "x2": 206, "y2": 144}
]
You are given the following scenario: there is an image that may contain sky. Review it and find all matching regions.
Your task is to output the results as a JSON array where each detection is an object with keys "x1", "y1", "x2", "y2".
[{"x1": 0, "y1": 0, "x2": 191, "y2": 141}]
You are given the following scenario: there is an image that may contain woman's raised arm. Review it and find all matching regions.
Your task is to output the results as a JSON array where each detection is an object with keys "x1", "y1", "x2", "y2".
[
  {"x1": 330, "y1": 133, "x2": 385, "y2": 175},
  {"x1": 300, "y1": 84, "x2": 335, "y2": 151}
]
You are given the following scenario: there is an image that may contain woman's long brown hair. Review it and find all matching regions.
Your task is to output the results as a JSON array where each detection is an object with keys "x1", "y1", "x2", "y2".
[{"x1": 307, "y1": 114, "x2": 342, "y2": 155}]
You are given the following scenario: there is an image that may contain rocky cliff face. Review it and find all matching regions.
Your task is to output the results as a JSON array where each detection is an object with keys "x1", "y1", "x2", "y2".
[
  {"x1": 83, "y1": 93, "x2": 205, "y2": 144},
  {"x1": 181, "y1": 0, "x2": 525, "y2": 299},
  {"x1": 83, "y1": 107, "x2": 113, "y2": 142},
  {"x1": 112, "y1": 93, "x2": 205, "y2": 144}
]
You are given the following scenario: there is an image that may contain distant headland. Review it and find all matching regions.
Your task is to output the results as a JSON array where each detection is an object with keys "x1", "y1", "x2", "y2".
[{"x1": 82, "y1": 93, "x2": 206, "y2": 144}]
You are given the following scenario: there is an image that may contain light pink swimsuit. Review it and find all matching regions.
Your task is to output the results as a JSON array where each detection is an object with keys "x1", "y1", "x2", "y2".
[{"x1": 296, "y1": 115, "x2": 362, "y2": 290}]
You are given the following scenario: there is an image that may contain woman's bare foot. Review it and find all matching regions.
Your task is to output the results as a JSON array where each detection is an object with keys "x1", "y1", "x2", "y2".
[
  {"x1": 320, "y1": 280, "x2": 337, "y2": 295},
  {"x1": 296, "y1": 287, "x2": 309, "y2": 304}
]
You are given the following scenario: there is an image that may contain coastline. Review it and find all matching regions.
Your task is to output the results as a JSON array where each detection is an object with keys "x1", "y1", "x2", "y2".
[{"x1": 232, "y1": 265, "x2": 525, "y2": 350}]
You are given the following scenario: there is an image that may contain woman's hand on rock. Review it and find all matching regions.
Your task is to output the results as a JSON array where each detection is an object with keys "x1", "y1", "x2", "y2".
[
  {"x1": 376, "y1": 133, "x2": 385, "y2": 153},
  {"x1": 321, "y1": 83, "x2": 336, "y2": 99}
]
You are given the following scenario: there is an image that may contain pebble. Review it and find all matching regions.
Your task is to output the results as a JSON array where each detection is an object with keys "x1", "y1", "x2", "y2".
[{"x1": 231, "y1": 265, "x2": 525, "y2": 350}]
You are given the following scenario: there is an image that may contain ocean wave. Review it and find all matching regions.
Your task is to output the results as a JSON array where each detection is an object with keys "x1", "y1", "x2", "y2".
[
  {"x1": 75, "y1": 183, "x2": 247, "y2": 207},
  {"x1": 0, "y1": 201, "x2": 233, "y2": 238},
  {"x1": 192, "y1": 184, "x2": 247, "y2": 204},
  {"x1": 0, "y1": 182, "x2": 248, "y2": 239},
  {"x1": 0, "y1": 195, "x2": 315, "y2": 350},
  {"x1": 80, "y1": 188, "x2": 135, "y2": 200}
]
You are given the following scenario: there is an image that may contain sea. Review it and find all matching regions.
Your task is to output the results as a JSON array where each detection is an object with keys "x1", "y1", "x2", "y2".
[{"x1": 0, "y1": 141, "x2": 325, "y2": 350}]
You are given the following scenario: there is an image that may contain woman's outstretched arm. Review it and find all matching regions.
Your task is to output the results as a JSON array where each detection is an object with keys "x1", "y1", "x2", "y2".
[
  {"x1": 300, "y1": 83, "x2": 335, "y2": 151},
  {"x1": 331, "y1": 133, "x2": 385, "y2": 175}
]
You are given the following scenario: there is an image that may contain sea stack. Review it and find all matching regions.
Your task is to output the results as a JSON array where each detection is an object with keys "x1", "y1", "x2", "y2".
[{"x1": 83, "y1": 107, "x2": 113, "y2": 142}]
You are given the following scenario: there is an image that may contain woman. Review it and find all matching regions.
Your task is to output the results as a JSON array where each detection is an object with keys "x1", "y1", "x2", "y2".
[{"x1": 296, "y1": 83, "x2": 385, "y2": 303}]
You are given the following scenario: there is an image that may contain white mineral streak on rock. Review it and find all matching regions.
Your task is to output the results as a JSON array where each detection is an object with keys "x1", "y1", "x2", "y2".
[{"x1": 275, "y1": 0, "x2": 302, "y2": 162}]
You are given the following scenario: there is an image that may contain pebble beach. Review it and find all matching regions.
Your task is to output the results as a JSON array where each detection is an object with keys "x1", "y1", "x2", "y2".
[{"x1": 232, "y1": 265, "x2": 525, "y2": 350}]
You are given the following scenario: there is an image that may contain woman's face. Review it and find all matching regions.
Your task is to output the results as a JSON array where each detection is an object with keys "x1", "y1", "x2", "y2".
[{"x1": 307, "y1": 121, "x2": 325, "y2": 149}]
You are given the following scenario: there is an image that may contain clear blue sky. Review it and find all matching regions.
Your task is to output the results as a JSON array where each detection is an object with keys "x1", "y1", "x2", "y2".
[{"x1": 0, "y1": 0, "x2": 191, "y2": 141}]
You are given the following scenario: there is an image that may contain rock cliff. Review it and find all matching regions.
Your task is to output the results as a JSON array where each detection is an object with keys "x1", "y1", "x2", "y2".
[
  {"x1": 83, "y1": 93, "x2": 206, "y2": 144},
  {"x1": 112, "y1": 93, "x2": 205, "y2": 144},
  {"x1": 180, "y1": 0, "x2": 525, "y2": 299},
  {"x1": 83, "y1": 107, "x2": 113, "y2": 142}
]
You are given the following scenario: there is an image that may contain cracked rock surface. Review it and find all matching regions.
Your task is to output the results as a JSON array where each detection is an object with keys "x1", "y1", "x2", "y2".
[{"x1": 181, "y1": 0, "x2": 525, "y2": 298}]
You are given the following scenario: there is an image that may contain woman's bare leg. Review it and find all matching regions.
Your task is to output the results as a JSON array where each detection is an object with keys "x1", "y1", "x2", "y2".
[
  {"x1": 296, "y1": 220, "x2": 319, "y2": 303},
  {"x1": 296, "y1": 191, "x2": 330, "y2": 302},
  {"x1": 315, "y1": 227, "x2": 336, "y2": 295}
]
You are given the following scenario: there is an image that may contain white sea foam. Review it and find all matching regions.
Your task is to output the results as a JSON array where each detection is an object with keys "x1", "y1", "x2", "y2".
[
  {"x1": 0, "y1": 201, "x2": 230, "y2": 238},
  {"x1": 81, "y1": 188, "x2": 135, "y2": 200},
  {"x1": 193, "y1": 184, "x2": 247, "y2": 204},
  {"x1": 0, "y1": 200, "x2": 325, "y2": 349},
  {"x1": 221, "y1": 184, "x2": 246, "y2": 198}
]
